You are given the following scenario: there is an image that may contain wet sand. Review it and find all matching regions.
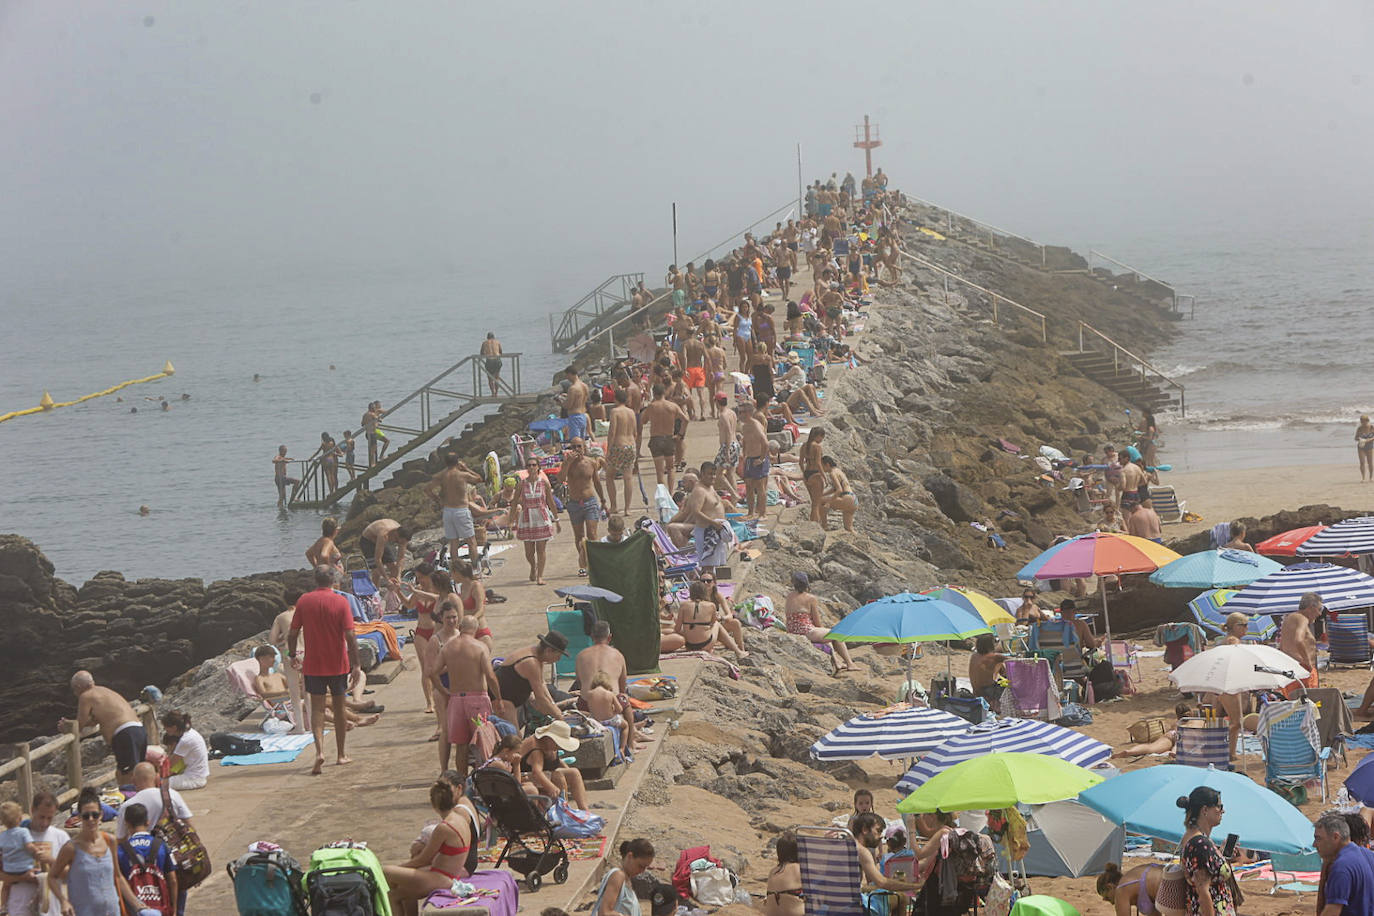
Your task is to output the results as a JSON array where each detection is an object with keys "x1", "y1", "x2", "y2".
[{"x1": 1164, "y1": 461, "x2": 1374, "y2": 539}]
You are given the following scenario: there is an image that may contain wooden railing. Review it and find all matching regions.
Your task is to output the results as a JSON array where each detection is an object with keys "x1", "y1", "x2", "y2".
[{"x1": 0, "y1": 703, "x2": 158, "y2": 808}]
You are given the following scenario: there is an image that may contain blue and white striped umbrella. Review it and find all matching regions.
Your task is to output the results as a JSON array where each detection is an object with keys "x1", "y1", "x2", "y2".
[
  {"x1": 810, "y1": 706, "x2": 970, "y2": 761},
  {"x1": 1222, "y1": 562, "x2": 1374, "y2": 615},
  {"x1": 895, "y1": 718, "x2": 1111, "y2": 794},
  {"x1": 1296, "y1": 517, "x2": 1374, "y2": 557}
]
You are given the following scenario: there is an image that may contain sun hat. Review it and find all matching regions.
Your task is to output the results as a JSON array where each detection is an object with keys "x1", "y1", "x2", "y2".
[
  {"x1": 537, "y1": 631, "x2": 569, "y2": 657},
  {"x1": 534, "y1": 719, "x2": 580, "y2": 752}
]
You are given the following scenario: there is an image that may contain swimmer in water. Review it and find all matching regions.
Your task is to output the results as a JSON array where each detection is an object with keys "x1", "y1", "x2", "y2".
[
  {"x1": 253, "y1": 373, "x2": 261, "y2": 382},
  {"x1": 139, "y1": 505, "x2": 150, "y2": 516},
  {"x1": 160, "y1": 400, "x2": 169, "y2": 411},
  {"x1": 130, "y1": 407, "x2": 138, "y2": 413},
  {"x1": 180, "y1": 393, "x2": 190, "y2": 401}
]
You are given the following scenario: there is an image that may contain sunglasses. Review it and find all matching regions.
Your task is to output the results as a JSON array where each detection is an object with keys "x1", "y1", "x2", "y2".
[
  {"x1": 701, "y1": 578, "x2": 715, "y2": 584},
  {"x1": 80, "y1": 811, "x2": 101, "y2": 821}
]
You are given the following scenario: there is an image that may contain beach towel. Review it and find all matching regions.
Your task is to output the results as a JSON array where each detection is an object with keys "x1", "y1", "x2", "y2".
[
  {"x1": 587, "y1": 530, "x2": 661, "y2": 675},
  {"x1": 220, "y1": 748, "x2": 307, "y2": 766},
  {"x1": 422, "y1": 869, "x2": 519, "y2": 916},
  {"x1": 355, "y1": 620, "x2": 401, "y2": 660}
]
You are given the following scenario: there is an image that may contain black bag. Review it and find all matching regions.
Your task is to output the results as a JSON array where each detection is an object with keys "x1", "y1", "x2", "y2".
[
  {"x1": 307, "y1": 869, "x2": 376, "y2": 916},
  {"x1": 1088, "y1": 660, "x2": 1121, "y2": 701},
  {"x1": 766, "y1": 417, "x2": 785, "y2": 434},
  {"x1": 936, "y1": 695, "x2": 988, "y2": 725},
  {"x1": 209, "y1": 732, "x2": 262, "y2": 758}
]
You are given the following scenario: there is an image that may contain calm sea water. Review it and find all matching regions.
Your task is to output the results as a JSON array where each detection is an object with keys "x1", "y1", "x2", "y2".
[{"x1": 3, "y1": 213, "x2": 1368, "y2": 583}]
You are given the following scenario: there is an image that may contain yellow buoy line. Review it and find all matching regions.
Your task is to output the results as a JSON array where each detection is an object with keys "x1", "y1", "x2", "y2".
[{"x1": 0, "y1": 361, "x2": 176, "y2": 424}]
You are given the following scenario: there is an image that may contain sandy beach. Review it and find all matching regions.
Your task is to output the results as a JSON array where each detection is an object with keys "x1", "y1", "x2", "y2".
[{"x1": 1165, "y1": 461, "x2": 1374, "y2": 539}]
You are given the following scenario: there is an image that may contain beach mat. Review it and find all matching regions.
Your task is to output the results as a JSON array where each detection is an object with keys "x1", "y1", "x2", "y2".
[
  {"x1": 587, "y1": 530, "x2": 660, "y2": 675},
  {"x1": 220, "y1": 748, "x2": 307, "y2": 766},
  {"x1": 229, "y1": 732, "x2": 318, "y2": 752}
]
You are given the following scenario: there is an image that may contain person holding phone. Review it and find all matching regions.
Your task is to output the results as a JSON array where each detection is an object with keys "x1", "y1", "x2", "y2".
[{"x1": 1177, "y1": 787, "x2": 1236, "y2": 916}]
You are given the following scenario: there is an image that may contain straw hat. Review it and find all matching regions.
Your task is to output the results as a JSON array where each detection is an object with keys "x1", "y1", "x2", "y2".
[
  {"x1": 786, "y1": 352, "x2": 802, "y2": 364},
  {"x1": 534, "y1": 719, "x2": 580, "y2": 752}
]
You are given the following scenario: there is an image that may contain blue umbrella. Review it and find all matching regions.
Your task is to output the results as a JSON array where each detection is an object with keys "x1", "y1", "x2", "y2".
[
  {"x1": 1296, "y1": 516, "x2": 1374, "y2": 557},
  {"x1": 1078, "y1": 764, "x2": 1314, "y2": 854},
  {"x1": 1345, "y1": 753, "x2": 1374, "y2": 805},
  {"x1": 1186, "y1": 588, "x2": 1277, "y2": 640},
  {"x1": 1221, "y1": 562, "x2": 1374, "y2": 615},
  {"x1": 827, "y1": 592, "x2": 991, "y2": 677},
  {"x1": 810, "y1": 706, "x2": 970, "y2": 761},
  {"x1": 553, "y1": 585, "x2": 623, "y2": 603},
  {"x1": 896, "y1": 718, "x2": 1110, "y2": 794},
  {"x1": 1149, "y1": 549, "x2": 1283, "y2": 589}
]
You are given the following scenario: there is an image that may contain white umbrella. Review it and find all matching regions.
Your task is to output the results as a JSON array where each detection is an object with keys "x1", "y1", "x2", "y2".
[{"x1": 1167, "y1": 643, "x2": 1309, "y2": 695}]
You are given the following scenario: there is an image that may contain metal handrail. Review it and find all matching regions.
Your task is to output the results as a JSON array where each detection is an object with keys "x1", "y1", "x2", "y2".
[
  {"x1": 572, "y1": 199, "x2": 799, "y2": 357},
  {"x1": 1088, "y1": 250, "x2": 1188, "y2": 313},
  {"x1": 897, "y1": 244, "x2": 1048, "y2": 342},
  {"x1": 550, "y1": 273, "x2": 645, "y2": 352},
  {"x1": 904, "y1": 194, "x2": 1048, "y2": 267},
  {"x1": 1077, "y1": 321, "x2": 1186, "y2": 415}
]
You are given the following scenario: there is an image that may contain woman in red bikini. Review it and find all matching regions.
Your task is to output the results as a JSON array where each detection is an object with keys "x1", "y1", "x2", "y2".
[
  {"x1": 452, "y1": 560, "x2": 491, "y2": 648},
  {"x1": 395, "y1": 564, "x2": 453, "y2": 718},
  {"x1": 384, "y1": 779, "x2": 477, "y2": 915}
]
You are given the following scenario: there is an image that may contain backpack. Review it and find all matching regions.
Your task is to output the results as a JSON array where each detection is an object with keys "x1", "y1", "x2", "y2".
[
  {"x1": 209, "y1": 732, "x2": 263, "y2": 758},
  {"x1": 305, "y1": 843, "x2": 392, "y2": 916},
  {"x1": 227, "y1": 847, "x2": 308, "y2": 916},
  {"x1": 155, "y1": 782, "x2": 212, "y2": 889},
  {"x1": 119, "y1": 837, "x2": 173, "y2": 916},
  {"x1": 943, "y1": 829, "x2": 996, "y2": 905}
]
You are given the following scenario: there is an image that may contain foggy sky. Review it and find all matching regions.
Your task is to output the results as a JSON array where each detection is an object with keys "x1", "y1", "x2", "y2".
[{"x1": 2, "y1": 1, "x2": 1370, "y2": 294}]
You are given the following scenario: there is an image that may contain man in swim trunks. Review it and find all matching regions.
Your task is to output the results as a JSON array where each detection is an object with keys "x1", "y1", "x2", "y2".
[
  {"x1": 605, "y1": 388, "x2": 638, "y2": 516},
  {"x1": 574, "y1": 621, "x2": 638, "y2": 745},
  {"x1": 715, "y1": 393, "x2": 740, "y2": 495},
  {"x1": 1279, "y1": 592, "x2": 1322, "y2": 697},
  {"x1": 559, "y1": 437, "x2": 606, "y2": 576},
  {"x1": 681, "y1": 327, "x2": 709, "y2": 420},
  {"x1": 425, "y1": 451, "x2": 484, "y2": 573},
  {"x1": 360, "y1": 517, "x2": 412, "y2": 580},
  {"x1": 638, "y1": 383, "x2": 689, "y2": 493},
  {"x1": 739, "y1": 402, "x2": 770, "y2": 520},
  {"x1": 563, "y1": 366, "x2": 590, "y2": 440},
  {"x1": 432, "y1": 615, "x2": 501, "y2": 776},
  {"x1": 273, "y1": 444, "x2": 298, "y2": 506},
  {"x1": 668, "y1": 264, "x2": 686, "y2": 311},
  {"x1": 65, "y1": 672, "x2": 146, "y2": 785},
  {"x1": 480, "y1": 332, "x2": 503, "y2": 397},
  {"x1": 670, "y1": 462, "x2": 731, "y2": 568}
]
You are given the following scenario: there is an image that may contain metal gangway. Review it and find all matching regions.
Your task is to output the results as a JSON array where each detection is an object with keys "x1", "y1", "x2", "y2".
[
  {"x1": 550, "y1": 273, "x2": 646, "y2": 353},
  {"x1": 288, "y1": 352, "x2": 529, "y2": 508}
]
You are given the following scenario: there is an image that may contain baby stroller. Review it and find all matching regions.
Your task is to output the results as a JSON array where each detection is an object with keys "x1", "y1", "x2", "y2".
[{"x1": 470, "y1": 767, "x2": 570, "y2": 892}]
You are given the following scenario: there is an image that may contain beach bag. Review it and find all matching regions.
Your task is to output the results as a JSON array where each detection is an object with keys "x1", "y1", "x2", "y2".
[
  {"x1": 210, "y1": 732, "x2": 263, "y2": 758},
  {"x1": 227, "y1": 847, "x2": 308, "y2": 916},
  {"x1": 672, "y1": 846, "x2": 720, "y2": 900},
  {"x1": 156, "y1": 782, "x2": 212, "y2": 890},
  {"x1": 944, "y1": 829, "x2": 996, "y2": 904},
  {"x1": 628, "y1": 677, "x2": 678, "y2": 701},
  {"x1": 983, "y1": 873, "x2": 1016, "y2": 916},
  {"x1": 1155, "y1": 863, "x2": 1188, "y2": 916},
  {"x1": 546, "y1": 798, "x2": 605, "y2": 839},
  {"x1": 1267, "y1": 777, "x2": 1308, "y2": 807},
  {"x1": 1128, "y1": 717, "x2": 1168, "y2": 744},
  {"x1": 1056, "y1": 703, "x2": 1093, "y2": 726},
  {"x1": 1089, "y1": 660, "x2": 1122, "y2": 701},
  {"x1": 305, "y1": 843, "x2": 391, "y2": 916},
  {"x1": 119, "y1": 837, "x2": 174, "y2": 915},
  {"x1": 690, "y1": 865, "x2": 739, "y2": 907}
]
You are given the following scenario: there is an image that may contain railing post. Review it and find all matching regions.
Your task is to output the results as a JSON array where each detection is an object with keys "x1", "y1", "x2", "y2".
[
  {"x1": 1040, "y1": 246, "x2": 1046, "y2": 268},
  {"x1": 608, "y1": 326, "x2": 614, "y2": 357},
  {"x1": 943, "y1": 276, "x2": 949, "y2": 304},
  {"x1": 140, "y1": 704, "x2": 159, "y2": 746},
  {"x1": 16, "y1": 742, "x2": 32, "y2": 807},
  {"x1": 1114, "y1": 349, "x2": 1119, "y2": 374},
  {"x1": 67, "y1": 721, "x2": 82, "y2": 793},
  {"x1": 1040, "y1": 317, "x2": 1047, "y2": 344},
  {"x1": 992, "y1": 298, "x2": 999, "y2": 324},
  {"x1": 1078, "y1": 323, "x2": 1083, "y2": 352}
]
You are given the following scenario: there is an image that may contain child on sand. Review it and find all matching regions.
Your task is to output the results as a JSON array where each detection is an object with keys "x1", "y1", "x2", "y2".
[
  {"x1": 0, "y1": 801, "x2": 39, "y2": 916},
  {"x1": 586, "y1": 673, "x2": 633, "y2": 762}
]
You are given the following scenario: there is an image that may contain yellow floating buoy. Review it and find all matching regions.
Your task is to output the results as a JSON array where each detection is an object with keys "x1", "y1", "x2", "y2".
[
  {"x1": 163, "y1": 361, "x2": 175, "y2": 375},
  {"x1": 39, "y1": 392, "x2": 55, "y2": 410}
]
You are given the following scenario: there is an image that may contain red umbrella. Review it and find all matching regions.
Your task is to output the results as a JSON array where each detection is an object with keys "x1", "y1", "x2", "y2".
[{"x1": 1255, "y1": 525, "x2": 1327, "y2": 556}]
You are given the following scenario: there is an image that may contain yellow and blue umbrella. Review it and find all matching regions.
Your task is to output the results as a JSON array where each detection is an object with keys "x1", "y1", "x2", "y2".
[{"x1": 919, "y1": 586, "x2": 1015, "y2": 626}]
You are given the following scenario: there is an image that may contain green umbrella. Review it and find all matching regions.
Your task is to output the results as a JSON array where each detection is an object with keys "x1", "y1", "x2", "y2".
[
  {"x1": 1010, "y1": 896, "x2": 1081, "y2": 916},
  {"x1": 895, "y1": 752, "x2": 1104, "y2": 814}
]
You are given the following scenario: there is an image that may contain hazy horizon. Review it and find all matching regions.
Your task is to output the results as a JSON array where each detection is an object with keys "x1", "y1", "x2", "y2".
[{"x1": 3, "y1": 1, "x2": 1370, "y2": 299}]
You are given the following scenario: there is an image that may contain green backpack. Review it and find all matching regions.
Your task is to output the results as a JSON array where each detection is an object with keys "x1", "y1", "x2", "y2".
[{"x1": 304, "y1": 843, "x2": 392, "y2": 916}]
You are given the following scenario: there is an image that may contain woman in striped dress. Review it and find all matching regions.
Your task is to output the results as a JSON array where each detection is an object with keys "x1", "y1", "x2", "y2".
[{"x1": 513, "y1": 456, "x2": 561, "y2": 585}]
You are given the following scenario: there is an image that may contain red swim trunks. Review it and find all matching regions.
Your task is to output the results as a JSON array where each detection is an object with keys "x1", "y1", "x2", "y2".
[
  {"x1": 446, "y1": 692, "x2": 493, "y2": 743},
  {"x1": 685, "y1": 366, "x2": 707, "y2": 389}
]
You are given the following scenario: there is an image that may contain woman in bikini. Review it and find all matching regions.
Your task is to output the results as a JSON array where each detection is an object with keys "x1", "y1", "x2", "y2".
[
  {"x1": 384, "y1": 779, "x2": 477, "y2": 916},
  {"x1": 706, "y1": 332, "x2": 728, "y2": 407},
  {"x1": 424, "y1": 603, "x2": 462, "y2": 749},
  {"x1": 452, "y1": 559, "x2": 491, "y2": 648},
  {"x1": 702, "y1": 572, "x2": 749, "y2": 658},
  {"x1": 662, "y1": 580, "x2": 745, "y2": 656},
  {"x1": 820, "y1": 455, "x2": 857, "y2": 532},
  {"x1": 1357, "y1": 415, "x2": 1374, "y2": 481},
  {"x1": 799, "y1": 427, "x2": 827, "y2": 524},
  {"x1": 703, "y1": 260, "x2": 720, "y2": 301},
  {"x1": 762, "y1": 831, "x2": 804, "y2": 916},
  {"x1": 1098, "y1": 861, "x2": 1164, "y2": 915},
  {"x1": 395, "y1": 563, "x2": 450, "y2": 716},
  {"x1": 785, "y1": 571, "x2": 854, "y2": 673}
]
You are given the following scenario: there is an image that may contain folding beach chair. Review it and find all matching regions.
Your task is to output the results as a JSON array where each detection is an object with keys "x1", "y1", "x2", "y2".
[
  {"x1": 226, "y1": 654, "x2": 297, "y2": 729},
  {"x1": 1109, "y1": 640, "x2": 1140, "y2": 691},
  {"x1": 1004, "y1": 657, "x2": 1060, "y2": 721},
  {"x1": 1327, "y1": 612, "x2": 1372, "y2": 666},
  {"x1": 1305, "y1": 686, "x2": 1352, "y2": 769},
  {"x1": 1174, "y1": 719, "x2": 1230, "y2": 770},
  {"x1": 1269, "y1": 850, "x2": 1322, "y2": 895},
  {"x1": 1189, "y1": 593, "x2": 1276, "y2": 643},
  {"x1": 1028, "y1": 619, "x2": 1079, "y2": 665},
  {"x1": 1149, "y1": 485, "x2": 1187, "y2": 523},
  {"x1": 1257, "y1": 698, "x2": 1329, "y2": 802},
  {"x1": 643, "y1": 519, "x2": 700, "y2": 584},
  {"x1": 796, "y1": 826, "x2": 877, "y2": 916},
  {"x1": 544, "y1": 604, "x2": 595, "y2": 683}
]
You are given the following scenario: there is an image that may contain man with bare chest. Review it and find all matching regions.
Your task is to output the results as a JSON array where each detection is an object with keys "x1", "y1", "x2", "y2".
[
  {"x1": 682, "y1": 328, "x2": 709, "y2": 420},
  {"x1": 559, "y1": 437, "x2": 607, "y2": 575},
  {"x1": 738, "y1": 402, "x2": 770, "y2": 520},
  {"x1": 604, "y1": 389, "x2": 638, "y2": 516},
  {"x1": 563, "y1": 366, "x2": 590, "y2": 440},
  {"x1": 669, "y1": 462, "x2": 730, "y2": 567},
  {"x1": 714, "y1": 394, "x2": 740, "y2": 494},
  {"x1": 638, "y1": 384, "x2": 689, "y2": 492},
  {"x1": 425, "y1": 451, "x2": 484, "y2": 571}
]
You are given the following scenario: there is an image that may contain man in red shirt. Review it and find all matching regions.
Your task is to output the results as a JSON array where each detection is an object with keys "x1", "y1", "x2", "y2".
[{"x1": 288, "y1": 566, "x2": 362, "y2": 775}]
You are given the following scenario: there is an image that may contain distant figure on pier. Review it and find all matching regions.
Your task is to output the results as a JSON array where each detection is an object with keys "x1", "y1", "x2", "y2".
[
  {"x1": 273, "y1": 445, "x2": 297, "y2": 507},
  {"x1": 480, "y1": 332, "x2": 503, "y2": 398},
  {"x1": 64, "y1": 672, "x2": 146, "y2": 785}
]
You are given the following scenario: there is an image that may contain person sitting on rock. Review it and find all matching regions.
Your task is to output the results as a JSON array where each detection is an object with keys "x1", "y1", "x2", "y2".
[
  {"x1": 969, "y1": 634, "x2": 1007, "y2": 705},
  {"x1": 784, "y1": 572, "x2": 854, "y2": 675},
  {"x1": 252, "y1": 646, "x2": 381, "y2": 729}
]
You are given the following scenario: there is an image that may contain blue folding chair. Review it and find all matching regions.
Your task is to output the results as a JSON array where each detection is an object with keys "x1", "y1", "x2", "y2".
[
  {"x1": 1258, "y1": 699, "x2": 1330, "y2": 802},
  {"x1": 797, "y1": 826, "x2": 871, "y2": 916},
  {"x1": 1175, "y1": 719, "x2": 1231, "y2": 770},
  {"x1": 1328, "y1": 613, "x2": 1372, "y2": 666}
]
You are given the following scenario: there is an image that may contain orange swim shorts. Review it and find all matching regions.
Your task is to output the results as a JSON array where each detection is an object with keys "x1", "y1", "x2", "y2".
[{"x1": 685, "y1": 366, "x2": 707, "y2": 389}]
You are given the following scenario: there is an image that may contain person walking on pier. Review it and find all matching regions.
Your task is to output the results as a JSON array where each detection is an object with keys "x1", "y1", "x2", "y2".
[
  {"x1": 559, "y1": 437, "x2": 606, "y2": 577},
  {"x1": 513, "y1": 456, "x2": 560, "y2": 586},
  {"x1": 605, "y1": 389, "x2": 638, "y2": 516},
  {"x1": 480, "y1": 333, "x2": 503, "y2": 398},
  {"x1": 289, "y1": 565, "x2": 363, "y2": 775},
  {"x1": 563, "y1": 366, "x2": 591, "y2": 440},
  {"x1": 425, "y1": 452, "x2": 484, "y2": 572}
]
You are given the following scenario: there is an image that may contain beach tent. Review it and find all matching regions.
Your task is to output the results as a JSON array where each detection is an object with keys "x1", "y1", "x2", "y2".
[
  {"x1": 586, "y1": 530, "x2": 660, "y2": 674},
  {"x1": 993, "y1": 801, "x2": 1124, "y2": 879}
]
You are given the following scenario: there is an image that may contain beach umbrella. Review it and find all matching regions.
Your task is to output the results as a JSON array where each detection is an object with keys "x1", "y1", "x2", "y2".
[
  {"x1": 1166, "y1": 643, "x2": 1308, "y2": 694},
  {"x1": 809, "y1": 705, "x2": 970, "y2": 761},
  {"x1": 1343, "y1": 753, "x2": 1374, "y2": 806},
  {"x1": 1020, "y1": 532, "x2": 1181, "y2": 664},
  {"x1": 1078, "y1": 764, "x2": 1314, "y2": 853},
  {"x1": 1186, "y1": 588, "x2": 1277, "y2": 640},
  {"x1": 553, "y1": 585, "x2": 623, "y2": 602},
  {"x1": 1297, "y1": 517, "x2": 1374, "y2": 557},
  {"x1": 1256, "y1": 525, "x2": 1327, "y2": 557},
  {"x1": 895, "y1": 718, "x2": 1111, "y2": 794},
  {"x1": 1221, "y1": 562, "x2": 1374, "y2": 615},
  {"x1": 1010, "y1": 897, "x2": 1081, "y2": 916},
  {"x1": 918, "y1": 586, "x2": 1016, "y2": 626},
  {"x1": 827, "y1": 592, "x2": 992, "y2": 679},
  {"x1": 994, "y1": 801, "x2": 1124, "y2": 879},
  {"x1": 1148, "y1": 549, "x2": 1283, "y2": 589},
  {"x1": 895, "y1": 752, "x2": 1104, "y2": 814}
]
